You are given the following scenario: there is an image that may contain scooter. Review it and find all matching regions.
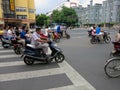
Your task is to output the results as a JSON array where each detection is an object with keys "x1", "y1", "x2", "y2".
[
  {"x1": 21, "y1": 41, "x2": 65, "y2": 65},
  {"x1": 0, "y1": 36, "x2": 13, "y2": 48}
]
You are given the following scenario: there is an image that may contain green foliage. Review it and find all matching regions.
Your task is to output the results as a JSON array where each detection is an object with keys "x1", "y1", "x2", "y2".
[
  {"x1": 36, "y1": 14, "x2": 50, "y2": 27},
  {"x1": 51, "y1": 6, "x2": 78, "y2": 26}
]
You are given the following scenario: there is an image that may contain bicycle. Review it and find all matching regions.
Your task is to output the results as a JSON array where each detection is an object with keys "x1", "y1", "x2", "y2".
[
  {"x1": 104, "y1": 57, "x2": 120, "y2": 78},
  {"x1": 104, "y1": 42, "x2": 120, "y2": 78}
]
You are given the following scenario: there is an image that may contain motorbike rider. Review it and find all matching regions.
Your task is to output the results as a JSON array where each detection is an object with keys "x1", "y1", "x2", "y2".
[
  {"x1": 95, "y1": 25, "x2": 104, "y2": 41},
  {"x1": 115, "y1": 29, "x2": 120, "y2": 42},
  {"x1": 31, "y1": 27, "x2": 50, "y2": 55},
  {"x1": 17, "y1": 26, "x2": 30, "y2": 47},
  {"x1": 56, "y1": 24, "x2": 62, "y2": 37},
  {"x1": 7, "y1": 26, "x2": 15, "y2": 40}
]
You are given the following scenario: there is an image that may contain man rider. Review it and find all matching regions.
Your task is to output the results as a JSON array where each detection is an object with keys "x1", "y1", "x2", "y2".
[{"x1": 31, "y1": 28, "x2": 49, "y2": 54}]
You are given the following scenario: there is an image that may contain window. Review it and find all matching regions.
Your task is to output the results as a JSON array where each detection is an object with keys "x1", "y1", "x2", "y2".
[
  {"x1": 29, "y1": 9, "x2": 35, "y2": 13},
  {"x1": 17, "y1": 15, "x2": 27, "y2": 19},
  {"x1": 16, "y1": 7, "x2": 27, "y2": 12},
  {"x1": 2, "y1": 0, "x2": 15, "y2": 18}
]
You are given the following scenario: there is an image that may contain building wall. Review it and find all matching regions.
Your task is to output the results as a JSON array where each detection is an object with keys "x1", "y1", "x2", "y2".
[
  {"x1": 74, "y1": 0, "x2": 120, "y2": 25},
  {"x1": 15, "y1": 0, "x2": 29, "y2": 15},
  {"x1": 0, "y1": 0, "x2": 35, "y2": 26},
  {"x1": 0, "y1": 0, "x2": 4, "y2": 24},
  {"x1": 27, "y1": 0, "x2": 36, "y2": 21},
  {"x1": 0, "y1": 0, "x2": 2, "y2": 19}
]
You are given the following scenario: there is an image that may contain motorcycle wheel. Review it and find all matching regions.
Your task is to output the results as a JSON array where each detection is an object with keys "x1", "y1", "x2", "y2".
[
  {"x1": 24, "y1": 56, "x2": 34, "y2": 65},
  {"x1": 3, "y1": 46, "x2": 9, "y2": 48},
  {"x1": 54, "y1": 38, "x2": 60, "y2": 43},
  {"x1": 104, "y1": 36, "x2": 111, "y2": 44},
  {"x1": 90, "y1": 38, "x2": 96, "y2": 44},
  {"x1": 14, "y1": 47, "x2": 21, "y2": 54},
  {"x1": 55, "y1": 53, "x2": 65, "y2": 63},
  {"x1": 66, "y1": 34, "x2": 70, "y2": 39},
  {"x1": 2, "y1": 44, "x2": 9, "y2": 48}
]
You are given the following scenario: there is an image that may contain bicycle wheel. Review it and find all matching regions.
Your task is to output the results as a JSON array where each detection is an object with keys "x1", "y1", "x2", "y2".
[{"x1": 104, "y1": 57, "x2": 120, "y2": 78}]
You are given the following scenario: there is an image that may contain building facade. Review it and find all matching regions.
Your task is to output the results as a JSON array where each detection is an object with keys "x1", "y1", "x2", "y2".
[
  {"x1": 0, "y1": 0, "x2": 36, "y2": 27},
  {"x1": 74, "y1": 0, "x2": 120, "y2": 26},
  {"x1": 46, "y1": 0, "x2": 80, "y2": 16}
]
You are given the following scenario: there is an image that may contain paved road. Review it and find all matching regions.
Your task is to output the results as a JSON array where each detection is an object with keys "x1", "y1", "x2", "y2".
[
  {"x1": 0, "y1": 31, "x2": 95, "y2": 90},
  {"x1": 59, "y1": 28, "x2": 120, "y2": 90},
  {"x1": 0, "y1": 28, "x2": 119, "y2": 90}
]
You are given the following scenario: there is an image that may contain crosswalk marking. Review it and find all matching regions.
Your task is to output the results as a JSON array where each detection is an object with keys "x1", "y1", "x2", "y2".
[
  {"x1": 0, "y1": 61, "x2": 24, "y2": 67},
  {"x1": 0, "y1": 49, "x2": 13, "y2": 53},
  {"x1": 0, "y1": 45, "x2": 96, "y2": 90},
  {"x1": 59, "y1": 61, "x2": 96, "y2": 90},
  {"x1": 0, "y1": 54, "x2": 20, "y2": 59},
  {"x1": 46, "y1": 85, "x2": 91, "y2": 90},
  {"x1": 0, "y1": 68, "x2": 63, "y2": 82}
]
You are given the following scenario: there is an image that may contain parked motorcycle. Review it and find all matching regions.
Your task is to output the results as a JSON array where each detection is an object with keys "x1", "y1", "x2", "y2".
[{"x1": 21, "y1": 41, "x2": 65, "y2": 65}]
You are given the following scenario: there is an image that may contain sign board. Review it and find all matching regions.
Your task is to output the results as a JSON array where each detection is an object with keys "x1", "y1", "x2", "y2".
[{"x1": 10, "y1": 0, "x2": 15, "y2": 11}]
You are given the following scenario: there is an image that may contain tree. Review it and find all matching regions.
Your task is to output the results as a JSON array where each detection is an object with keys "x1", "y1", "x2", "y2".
[
  {"x1": 36, "y1": 14, "x2": 50, "y2": 27},
  {"x1": 51, "y1": 6, "x2": 78, "y2": 26}
]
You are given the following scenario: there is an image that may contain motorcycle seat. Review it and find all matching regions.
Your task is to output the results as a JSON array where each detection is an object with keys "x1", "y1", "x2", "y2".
[{"x1": 26, "y1": 44, "x2": 35, "y2": 48}]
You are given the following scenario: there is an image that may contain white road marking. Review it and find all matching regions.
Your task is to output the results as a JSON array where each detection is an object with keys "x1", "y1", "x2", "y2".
[
  {"x1": 0, "y1": 44, "x2": 96, "y2": 90},
  {"x1": 0, "y1": 68, "x2": 63, "y2": 82},
  {"x1": 0, "y1": 60, "x2": 96, "y2": 90},
  {"x1": 0, "y1": 61, "x2": 24, "y2": 67},
  {"x1": 46, "y1": 85, "x2": 92, "y2": 90},
  {"x1": 58, "y1": 61, "x2": 96, "y2": 90},
  {"x1": 0, "y1": 54, "x2": 20, "y2": 59},
  {"x1": 0, "y1": 49, "x2": 13, "y2": 53}
]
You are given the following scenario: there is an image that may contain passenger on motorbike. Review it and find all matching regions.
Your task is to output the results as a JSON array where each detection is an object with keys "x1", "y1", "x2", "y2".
[
  {"x1": 91, "y1": 26, "x2": 96, "y2": 39},
  {"x1": 31, "y1": 28, "x2": 50, "y2": 54}
]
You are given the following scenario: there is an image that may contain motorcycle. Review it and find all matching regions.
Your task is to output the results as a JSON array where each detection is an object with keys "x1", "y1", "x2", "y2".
[
  {"x1": 48, "y1": 32, "x2": 61, "y2": 43},
  {"x1": 62, "y1": 30, "x2": 70, "y2": 39},
  {"x1": 110, "y1": 41, "x2": 120, "y2": 57},
  {"x1": 87, "y1": 30, "x2": 92, "y2": 37},
  {"x1": 90, "y1": 31, "x2": 111, "y2": 44},
  {"x1": 21, "y1": 41, "x2": 65, "y2": 65},
  {"x1": 11, "y1": 39, "x2": 24, "y2": 55}
]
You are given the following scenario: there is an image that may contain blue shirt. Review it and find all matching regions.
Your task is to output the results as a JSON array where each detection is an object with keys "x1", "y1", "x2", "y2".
[
  {"x1": 20, "y1": 30, "x2": 26, "y2": 39},
  {"x1": 96, "y1": 27, "x2": 101, "y2": 34},
  {"x1": 56, "y1": 25, "x2": 61, "y2": 33}
]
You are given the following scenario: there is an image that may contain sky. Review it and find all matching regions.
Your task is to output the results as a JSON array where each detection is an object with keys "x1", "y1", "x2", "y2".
[{"x1": 34, "y1": 0, "x2": 106, "y2": 14}]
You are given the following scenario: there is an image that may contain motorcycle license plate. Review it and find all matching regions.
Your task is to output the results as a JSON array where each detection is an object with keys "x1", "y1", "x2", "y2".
[{"x1": 4, "y1": 44, "x2": 10, "y2": 46}]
